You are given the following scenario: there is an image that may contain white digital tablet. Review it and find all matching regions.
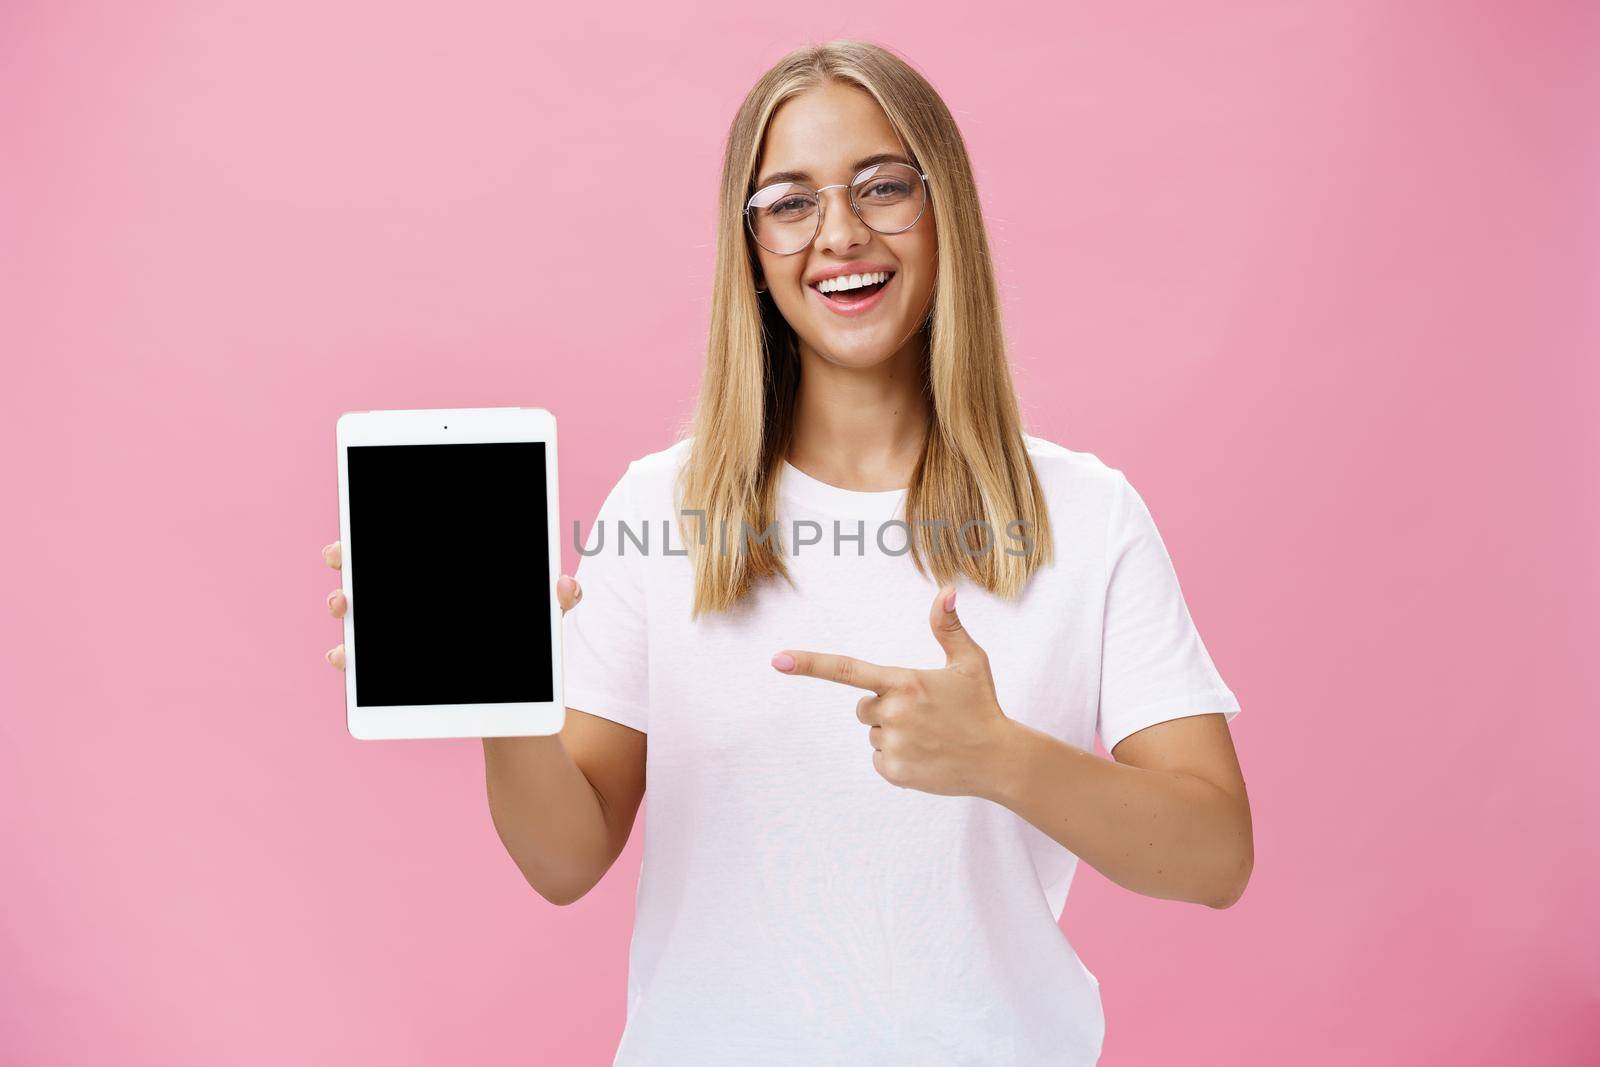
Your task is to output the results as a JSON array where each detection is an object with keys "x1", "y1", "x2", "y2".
[{"x1": 335, "y1": 407, "x2": 564, "y2": 740}]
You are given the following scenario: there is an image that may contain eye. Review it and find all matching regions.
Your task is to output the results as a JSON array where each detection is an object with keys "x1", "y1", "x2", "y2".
[
  {"x1": 766, "y1": 194, "x2": 816, "y2": 219},
  {"x1": 857, "y1": 178, "x2": 911, "y2": 202}
]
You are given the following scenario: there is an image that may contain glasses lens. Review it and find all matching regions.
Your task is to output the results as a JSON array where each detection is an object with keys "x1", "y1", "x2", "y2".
[
  {"x1": 852, "y1": 163, "x2": 925, "y2": 234},
  {"x1": 748, "y1": 183, "x2": 818, "y2": 255}
]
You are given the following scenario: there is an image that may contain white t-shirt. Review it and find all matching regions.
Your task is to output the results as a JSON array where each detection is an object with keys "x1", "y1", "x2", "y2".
[{"x1": 561, "y1": 433, "x2": 1241, "y2": 1066}]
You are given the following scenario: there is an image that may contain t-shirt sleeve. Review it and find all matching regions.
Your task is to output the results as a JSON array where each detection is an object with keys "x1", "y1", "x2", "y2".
[
  {"x1": 560, "y1": 461, "x2": 650, "y2": 733},
  {"x1": 1096, "y1": 470, "x2": 1240, "y2": 753}
]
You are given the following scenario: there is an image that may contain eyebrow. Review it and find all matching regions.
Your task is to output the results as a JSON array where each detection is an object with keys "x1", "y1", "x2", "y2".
[{"x1": 755, "y1": 152, "x2": 917, "y2": 189}]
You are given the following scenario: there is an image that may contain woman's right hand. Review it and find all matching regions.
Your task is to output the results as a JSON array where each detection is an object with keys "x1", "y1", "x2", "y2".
[{"x1": 320, "y1": 539, "x2": 583, "y2": 670}]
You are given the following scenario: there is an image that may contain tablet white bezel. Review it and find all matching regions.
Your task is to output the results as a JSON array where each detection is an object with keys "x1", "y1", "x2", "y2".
[{"x1": 335, "y1": 407, "x2": 565, "y2": 740}]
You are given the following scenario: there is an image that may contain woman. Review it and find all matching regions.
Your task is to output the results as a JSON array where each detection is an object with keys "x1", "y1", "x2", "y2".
[{"x1": 322, "y1": 39, "x2": 1251, "y2": 1066}]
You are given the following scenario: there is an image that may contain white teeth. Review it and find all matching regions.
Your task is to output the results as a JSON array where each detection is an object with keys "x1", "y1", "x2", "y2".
[{"x1": 816, "y1": 271, "x2": 891, "y2": 294}]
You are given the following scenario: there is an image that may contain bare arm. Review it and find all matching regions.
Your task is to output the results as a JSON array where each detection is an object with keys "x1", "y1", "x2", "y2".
[
  {"x1": 983, "y1": 712, "x2": 1253, "y2": 908},
  {"x1": 323, "y1": 544, "x2": 646, "y2": 906},
  {"x1": 774, "y1": 586, "x2": 1253, "y2": 910},
  {"x1": 481, "y1": 703, "x2": 645, "y2": 906}
]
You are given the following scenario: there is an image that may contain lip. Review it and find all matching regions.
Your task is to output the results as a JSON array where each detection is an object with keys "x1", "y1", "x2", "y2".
[{"x1": 808, "y1": 270, "x2": 894, "y2": 317}]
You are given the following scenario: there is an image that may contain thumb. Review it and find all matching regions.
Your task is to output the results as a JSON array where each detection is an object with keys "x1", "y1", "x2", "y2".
[
  {"x1": 556, "y1": 574, "x2": 583, "y2": 615},
  {"x1": 929, "y1": 584, "x2": 986, "y2": 671}
]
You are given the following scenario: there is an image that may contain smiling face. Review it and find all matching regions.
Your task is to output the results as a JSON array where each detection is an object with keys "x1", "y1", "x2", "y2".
[{"x1": 751, "y1": 81, "x2": 937, "y2": 371}]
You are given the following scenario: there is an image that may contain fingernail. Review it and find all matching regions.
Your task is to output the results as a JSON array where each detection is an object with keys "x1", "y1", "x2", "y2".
[
  {"x1": 325, "y1": 648, "x2": 336, "y2": 663},
  {"x1": 771, "y1": 652, "x2": 795, "y2": 672},
  {"x1": 943, "y1": 588, "x2": 957, "y2": 613},
  {"x1": 327, "y1": 591, "x2": 339, "y2": 609}
]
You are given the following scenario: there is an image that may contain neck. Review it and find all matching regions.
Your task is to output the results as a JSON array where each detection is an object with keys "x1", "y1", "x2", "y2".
[{"x1": 787, "y1": 333, "x2": 930, "y2": 492}]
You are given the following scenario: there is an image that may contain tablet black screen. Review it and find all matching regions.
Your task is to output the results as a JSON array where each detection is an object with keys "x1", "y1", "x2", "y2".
[{"x1": 347, "y1": 441, "x2": 553, "y2": 707}]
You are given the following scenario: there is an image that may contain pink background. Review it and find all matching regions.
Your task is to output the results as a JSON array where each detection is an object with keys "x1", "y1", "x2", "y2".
[{"x1": 4, "y1": 2, "x2": 1596, "y2": 1063}]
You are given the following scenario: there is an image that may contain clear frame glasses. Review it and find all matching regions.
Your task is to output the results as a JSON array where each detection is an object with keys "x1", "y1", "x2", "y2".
[{"x1": 745, "y1": 162, "x2": 931, "y2": 256}]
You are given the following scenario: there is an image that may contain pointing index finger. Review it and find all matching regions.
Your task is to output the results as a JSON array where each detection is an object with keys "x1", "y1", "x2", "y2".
[{"x1": 772, "y1": 650, "x2": 901, "y2": 694}]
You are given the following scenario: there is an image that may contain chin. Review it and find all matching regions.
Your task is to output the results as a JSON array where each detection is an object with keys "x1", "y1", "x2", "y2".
[
  {"x1": 809, "y1": 332, "x2": 906, "y2": 368},
  {"x1": 802, "y1": 312, "x2": 920, "y2": 365}
]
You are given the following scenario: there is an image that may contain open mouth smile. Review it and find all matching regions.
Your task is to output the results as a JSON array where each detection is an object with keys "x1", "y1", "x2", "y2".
[{"x1": 808, "y1": 270, "x2": 895, "y2": 316}]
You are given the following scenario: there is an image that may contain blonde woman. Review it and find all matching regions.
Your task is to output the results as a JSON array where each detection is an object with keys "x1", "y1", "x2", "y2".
[{"x1": 323, "y1": 39, "x2": 1251, "y2": 1066}]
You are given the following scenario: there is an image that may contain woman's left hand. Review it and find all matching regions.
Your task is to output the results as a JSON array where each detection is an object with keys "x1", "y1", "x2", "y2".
[{"x1": 771, "y1": 585, "x2": 1012, "y2": 798}]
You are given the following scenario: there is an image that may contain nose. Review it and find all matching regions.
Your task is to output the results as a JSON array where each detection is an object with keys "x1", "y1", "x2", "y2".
[{"x1": 814, "y1": 185, "x2": 871, "y2": 257}]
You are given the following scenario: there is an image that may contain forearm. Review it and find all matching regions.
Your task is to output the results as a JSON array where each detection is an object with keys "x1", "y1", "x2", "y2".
[
  {"x1": 481, "y1": 734, "x2": 611, "y2": 905},
  {"x1": 980, "y1": 719, "x2": 1252, "y2": 908}
]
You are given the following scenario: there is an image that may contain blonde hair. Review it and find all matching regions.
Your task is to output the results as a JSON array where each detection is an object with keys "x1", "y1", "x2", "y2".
[{"x1": 676, "y1": 39, "x2": 1054, "y2": 618}]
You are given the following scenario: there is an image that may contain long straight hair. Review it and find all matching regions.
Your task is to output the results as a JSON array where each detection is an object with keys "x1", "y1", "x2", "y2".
[{"x1": 676, "y1": 39, "x2": 1054, "y2": 618}]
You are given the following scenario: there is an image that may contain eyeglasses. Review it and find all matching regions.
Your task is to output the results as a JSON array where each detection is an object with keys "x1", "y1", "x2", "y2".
[{"x1": 745, "y1": 162, "x2": 931, "y2": 256}]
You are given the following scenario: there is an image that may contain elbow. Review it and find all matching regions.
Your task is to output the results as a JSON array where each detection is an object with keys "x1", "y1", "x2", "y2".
[
  {"x1": 529, "y1": 871, "x2": 596, "y2": 907},
  {"x1": 539, "y1": 886, "x2": 586, "y2": 907},
  {"x1": 485, "y1": 795, "x2": 601, "y2": 907},
  {"x1": 1204, "y1": 838, "x2": 1254, "y2": 910},
  {"x1": 1202, "y1": 791, "x2": 1254, "y2": 909}
]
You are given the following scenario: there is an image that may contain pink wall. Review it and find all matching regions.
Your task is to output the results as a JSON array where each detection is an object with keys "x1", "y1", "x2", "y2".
[{"x1": 4, "y1": 2, "x2": 1596, "y2": 1063}]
